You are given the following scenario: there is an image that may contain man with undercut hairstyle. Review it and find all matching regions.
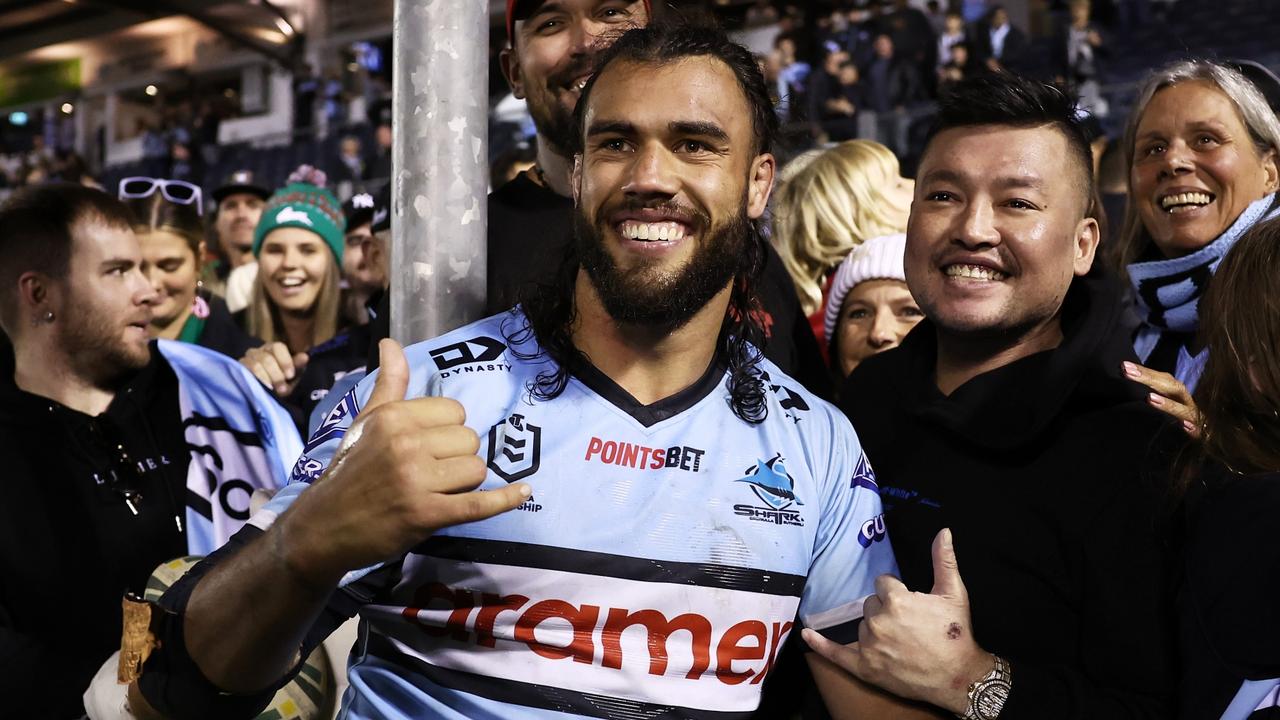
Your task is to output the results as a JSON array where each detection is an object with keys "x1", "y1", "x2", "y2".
[
  {"x1": 806, "y1": 73, "x2": 1176, "y2": 719},
  {"x1": 0, "y1": 184, "x2": 299, "y2": 718},
  {"x1": 134, "y1": 20, "x2": 909, "y2": 719}
]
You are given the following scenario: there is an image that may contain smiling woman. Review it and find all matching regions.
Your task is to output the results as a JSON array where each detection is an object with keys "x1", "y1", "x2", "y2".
[
  {"x1": 1119, "y1": 60, "x2": 1280, "y2": 390},
  {"x1": 122, "y1": 184, "x2": 261, "y2": 360},
  {"x1": 242, "y1": 179, "x2": 346, "y2": 357}
]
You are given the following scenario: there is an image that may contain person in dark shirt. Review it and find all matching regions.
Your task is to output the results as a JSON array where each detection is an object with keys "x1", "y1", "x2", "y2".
[
  {"x1": 0, "y1": 184, "x2": 296, "y2": 718},
  {"x1": 805, "y1": 73, "x2": 1174, "y2": 720},
  {"x1": 1177, "y1": 216, "x2": 1280, "y2": 720}
]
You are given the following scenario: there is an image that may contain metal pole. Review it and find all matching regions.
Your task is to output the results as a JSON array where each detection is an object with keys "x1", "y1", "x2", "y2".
[{"x1": 390, "y1": 0, "x2": 489, "y2": 345}]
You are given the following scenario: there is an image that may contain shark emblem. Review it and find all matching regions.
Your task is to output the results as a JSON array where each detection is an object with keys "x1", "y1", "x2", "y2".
[{"x1": 735, "y1": 453, "x2": 803, "y2": 510}]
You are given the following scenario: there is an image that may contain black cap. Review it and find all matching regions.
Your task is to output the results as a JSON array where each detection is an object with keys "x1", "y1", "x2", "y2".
[
  {"x1": 343, "y1": 190, "x2": 378, "y2": 229},
  {"x1": 372, "y1": 99, "x2": 393, "y2": 129},
  {"x1": 212, "y1": 169, "x2": 271, "y2": 204},
  {"x1": 371, "y1": 184, "x2": 392, "y2": 233}
]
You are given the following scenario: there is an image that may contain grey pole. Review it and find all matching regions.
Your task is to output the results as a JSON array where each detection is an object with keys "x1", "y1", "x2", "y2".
[{"x1": 389, "y1": 0, "x2": 489, "y2": 345}]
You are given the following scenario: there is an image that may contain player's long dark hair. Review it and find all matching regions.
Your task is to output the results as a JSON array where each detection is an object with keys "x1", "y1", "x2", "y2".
[{"x1": 505, "y1": 18, "x2": 774, "y2": 424}]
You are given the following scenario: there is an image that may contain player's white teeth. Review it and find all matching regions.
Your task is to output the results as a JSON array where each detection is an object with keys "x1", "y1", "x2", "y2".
[
  {"x1": 1160, "y1": 191, "x2": 1213, "y2": 211},
  {"x1": 620, "y1": 221, "x2": 687, "y2": 241},
  {"x1": 944, "y1": 264, "x2": 1007, "y2": 281}
]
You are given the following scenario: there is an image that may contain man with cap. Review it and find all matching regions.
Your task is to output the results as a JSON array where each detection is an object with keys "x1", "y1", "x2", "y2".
[
  {"x1": 341, "y1": 189, "x2": 387, "y2": 327},
  {"x1": 210, "y1": 169, "x2": 270, "y2": 312}
]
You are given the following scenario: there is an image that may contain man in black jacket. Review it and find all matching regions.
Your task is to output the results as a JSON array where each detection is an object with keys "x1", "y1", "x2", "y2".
[
  {"x1": 804, "y1": 74, "x2": 1174, "y2": 719},
  {"x1": 0, "y1": 185, "x2": 298, "y2": 717}
]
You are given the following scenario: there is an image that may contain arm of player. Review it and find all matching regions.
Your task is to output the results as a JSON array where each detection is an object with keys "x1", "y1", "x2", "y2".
[{"x1": 176, "y1": 340, "x2": 532, "y2": 694}]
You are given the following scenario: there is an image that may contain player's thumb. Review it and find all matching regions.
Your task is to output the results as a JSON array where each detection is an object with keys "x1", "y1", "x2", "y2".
[
  {"x1": 930, "y1": 528, "x2": 967, "y2": 601},
  {"x1": 366, "y1": 339, "x2": 409, "y2": 409}
]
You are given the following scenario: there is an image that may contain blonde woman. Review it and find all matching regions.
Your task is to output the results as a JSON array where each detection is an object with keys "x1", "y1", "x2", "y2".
[
  {"x1": 237, "y1": 168, "x2": 349, "y2": 401},
  {"x1": 771, "y1": 140, "x2": 914, "y2": 347}
]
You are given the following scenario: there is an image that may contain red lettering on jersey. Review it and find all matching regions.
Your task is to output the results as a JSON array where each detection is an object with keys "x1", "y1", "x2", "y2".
[
  {"x1": 585, "y1": 437, "x2": 603, "y2": 460},
  {"x1": 601, "y1": 441, "x2": 618, "y2": 464},
  {"x1": 474, "y1": 592, "x2": 530, "y2": 648},
  {"x1": 715, "y1": 620, "x2": 767, "y2": 685},
  {"x1": 403, "y1": 582, "x2": 475, "y2": 642},
  {"x1": 620, "y1": 442, "x2": 639, "y2": 468},
  {"x1": 751, "y1": 620, "x2": 794, "y2": 685},
  {"x1": 514, "y1": 599, "x2": 600, "y2": 664},
  {"x1": 650, "y1": 448, "x2": 665, "y2": 468},
  {"x1": 600, "y1": 608, "x2": 713, "y2": 679}
]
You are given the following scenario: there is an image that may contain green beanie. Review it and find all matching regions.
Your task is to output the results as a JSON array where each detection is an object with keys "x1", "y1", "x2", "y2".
[{"x1": 252, "y1": 182, "x2": 346, "y2": 263}]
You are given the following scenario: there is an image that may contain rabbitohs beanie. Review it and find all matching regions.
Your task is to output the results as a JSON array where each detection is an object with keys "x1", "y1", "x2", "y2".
[{"x1": 252, "y1": 167, "x2": 346, "y2": 263}]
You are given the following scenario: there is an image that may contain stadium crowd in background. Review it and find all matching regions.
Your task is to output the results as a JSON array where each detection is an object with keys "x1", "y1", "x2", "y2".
[{"x1": 3, "y1": 0, "x2": 1280, "y2": 718}]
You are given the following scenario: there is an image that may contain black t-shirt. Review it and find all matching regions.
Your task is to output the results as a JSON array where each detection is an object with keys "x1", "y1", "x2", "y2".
[
  {"x1": 0, "y1": 344, "x2": 189, "y2": 718},
  {"x1": 1180, "y1": 468, "x2": 1280, "y2": 720}
]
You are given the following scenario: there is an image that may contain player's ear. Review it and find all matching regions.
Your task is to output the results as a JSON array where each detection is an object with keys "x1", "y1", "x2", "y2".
[{"x1": 746, "y1": 153, "x2": 775, "y2": 220}]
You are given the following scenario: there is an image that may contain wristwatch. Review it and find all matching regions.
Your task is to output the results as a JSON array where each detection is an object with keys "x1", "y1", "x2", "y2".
[{"x1": 957, "y1": 654, "x2": 1011, "y2": 720}]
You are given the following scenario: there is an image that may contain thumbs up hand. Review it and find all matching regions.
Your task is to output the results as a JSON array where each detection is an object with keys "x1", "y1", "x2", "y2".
[
  {"x1": 275, "y1": 339, "x2": 532, "y2": 589},
  {"x1": 802, "y1": 529, "x2": 995, "y2": 713}
]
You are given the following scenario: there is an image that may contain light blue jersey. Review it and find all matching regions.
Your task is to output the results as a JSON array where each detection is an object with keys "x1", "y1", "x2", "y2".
[{"x1": 255, "y1": 309, "x2": 896, "y2": 719}]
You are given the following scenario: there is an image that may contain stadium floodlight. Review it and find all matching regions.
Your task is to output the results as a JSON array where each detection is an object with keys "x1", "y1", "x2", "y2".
[
  {"x1": 61, "y1": 103, "x2": 74, "y2": 114},
  {"x1": 145, "y1": 85, "x2": 158, "y2": 96}
]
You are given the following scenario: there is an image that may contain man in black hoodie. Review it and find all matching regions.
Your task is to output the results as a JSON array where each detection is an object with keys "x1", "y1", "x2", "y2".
[
  {"x1": 0, "y1": 185, "x2": 298, "y2": 717},
  {"x1": 803, "y1": 74, "x2": 1174, "y2": 719}
]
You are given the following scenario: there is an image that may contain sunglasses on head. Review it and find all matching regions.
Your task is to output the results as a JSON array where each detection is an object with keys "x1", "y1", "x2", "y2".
[{"x1": 118, "y1": 177, "x2": 204, "y2": 217}]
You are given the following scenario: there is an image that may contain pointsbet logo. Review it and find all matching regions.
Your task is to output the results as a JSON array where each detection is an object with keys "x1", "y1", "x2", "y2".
[{"x1": 583, "y1": 437, "x2": 706, "y2": 472}]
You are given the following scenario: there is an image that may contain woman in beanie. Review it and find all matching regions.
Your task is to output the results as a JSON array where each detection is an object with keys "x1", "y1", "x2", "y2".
[
  {"x1": 240, "y1": 166, "x2": 347, "y2": 355},
  {"x1": 823, "y1": 233, "x2": 923, "y2": 381},
  {"x1": 771, "y1": 140, "x2": 914, "y2": 349}
]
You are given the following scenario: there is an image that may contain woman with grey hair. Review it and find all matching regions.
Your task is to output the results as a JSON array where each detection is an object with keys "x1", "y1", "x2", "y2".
[{"x1": 1117, "y1": 59, "x2": 1280, "y2": 434}]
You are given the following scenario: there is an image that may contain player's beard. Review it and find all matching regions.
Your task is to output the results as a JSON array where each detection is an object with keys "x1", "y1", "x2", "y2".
[{"x1": 573, "y1": 198, "x2": 753, "y2": 330}]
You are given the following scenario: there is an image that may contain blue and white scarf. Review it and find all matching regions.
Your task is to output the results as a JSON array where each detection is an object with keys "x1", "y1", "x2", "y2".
[
  {"x1": 1128, "y1": 193, "x2": 1280, "y2": 390},
  {"x1": 156, "y1": 340, "x2": 302, "y2": 555}
]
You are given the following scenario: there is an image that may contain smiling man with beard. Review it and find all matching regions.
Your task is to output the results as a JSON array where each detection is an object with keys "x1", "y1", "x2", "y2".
[
  {"x1": 134, "y1": 21, "x2": 907, "y2": 720},
  {"x1": 361, "y1": 0, "x2": 830, "y2": 401},
  {"x1": 0, "y1": 184, "x2": 299, "y2": 718}
]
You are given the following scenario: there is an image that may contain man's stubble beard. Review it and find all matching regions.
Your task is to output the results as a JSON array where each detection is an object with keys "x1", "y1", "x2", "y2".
[
  {"x1": 573, "y1": 199, "x2": 754, "y2": 331},
  {"x1": 58, "y1": 301, "x2": 151, "y2": 388}
]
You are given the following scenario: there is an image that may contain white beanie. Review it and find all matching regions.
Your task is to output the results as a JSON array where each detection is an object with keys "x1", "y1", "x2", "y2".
[{"x1": 823, "y1": 233, "x2": 908, "y2": 342}]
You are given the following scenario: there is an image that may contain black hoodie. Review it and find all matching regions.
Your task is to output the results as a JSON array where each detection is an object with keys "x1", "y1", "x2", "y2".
[
  {"x1": 841, "y1": 270, "x2": 1176, "y2": 719},
  {"x1": 0, "y1": 341, "x2": 189, "y2": 718}
]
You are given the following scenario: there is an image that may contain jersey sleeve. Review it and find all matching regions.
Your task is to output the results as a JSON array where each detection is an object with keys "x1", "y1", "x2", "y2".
[{"x1": 797, "y1": 412, "x2": 898, "y2": 644}]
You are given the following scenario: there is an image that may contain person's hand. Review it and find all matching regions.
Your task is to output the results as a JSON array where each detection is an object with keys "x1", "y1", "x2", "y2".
[
  {"x1": 1087, "y1": 29, "x2": 1102, "y2": 46},
  {"x1": 802, "y1": 529, "x2": 992, "y2": 713},
  {"x1": 241, "y1": 342, "x2": 309, "y2": 397},
  {"x1": 275, "y1": 339, "x2": 531, "y2": 588},
  {"x1": 1122, "y1": 361, "x2": 1202, "y2": 438}
]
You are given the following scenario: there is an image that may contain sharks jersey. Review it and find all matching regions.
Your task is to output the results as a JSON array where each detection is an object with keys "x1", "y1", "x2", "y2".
[{"x1": 256, "y1": 309, "x2": 896, "y2": 719}]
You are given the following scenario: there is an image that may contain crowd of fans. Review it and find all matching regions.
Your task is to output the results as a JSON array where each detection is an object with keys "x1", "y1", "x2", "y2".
[{"x1": 3, "y1": 0, "x2": 1280, "y2": 718}]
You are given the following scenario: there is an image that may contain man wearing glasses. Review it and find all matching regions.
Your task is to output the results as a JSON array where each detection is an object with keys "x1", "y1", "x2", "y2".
[{"x1": 0, "y1": 183, "x2": 300, "y2": 717}]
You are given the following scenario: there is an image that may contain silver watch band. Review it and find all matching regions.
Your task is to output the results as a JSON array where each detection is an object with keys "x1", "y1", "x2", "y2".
[{"x1": 957, "y1": 654, "x2": 1012, "y2": 720}]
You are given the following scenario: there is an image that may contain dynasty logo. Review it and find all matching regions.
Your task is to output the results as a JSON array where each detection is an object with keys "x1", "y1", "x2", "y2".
[
  {"x1": 430, "y1": 336, "x2": 510, "y2": 377},
  {"x1": 733, "y1": 453, "x2": 804, "y2": 526}
]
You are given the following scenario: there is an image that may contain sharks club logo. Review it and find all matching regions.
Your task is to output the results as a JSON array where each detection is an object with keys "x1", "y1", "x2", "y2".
[{"x1": 733, "y1": 453, "x2": 804, "y2": 526}]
